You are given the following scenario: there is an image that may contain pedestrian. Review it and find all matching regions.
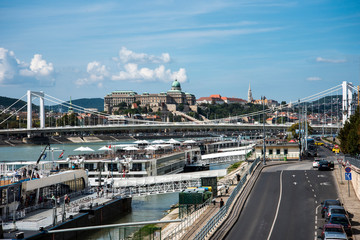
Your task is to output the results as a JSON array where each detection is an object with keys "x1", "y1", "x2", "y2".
[
  {"x1": 56, "y1": 196, "x2": 60, "y2": 206},
  {"x1": 51, "y1": 194, "x2": 56, "y2": 206},
  {"x1": 96, "y1": 187, "x2": 100, "y2": 197},
  {"x1": 220, "y1": 198, "x2": 224, "y2": 208},
  {"x1": 212, "y1": 198, "x2": 216, "y2": 206}
]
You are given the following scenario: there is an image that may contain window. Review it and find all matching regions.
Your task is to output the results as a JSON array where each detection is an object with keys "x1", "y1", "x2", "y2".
[
  {"x1": 269, "y1": 149, "x2": 273, "y2": 155},
  {"x1": 284, "y1": 149, "x2": 288, "y2": 155},
  {"x1": 276, "y1": 149, "x2": 280, "y2": 155}
]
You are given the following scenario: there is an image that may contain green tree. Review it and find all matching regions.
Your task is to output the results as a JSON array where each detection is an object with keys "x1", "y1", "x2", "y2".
[
  {"x1": 339, "y1": 107, "x2": 360, "y2": 154},
  {"x1": 288, "y1": 122, "x2": 313, "y2": 139}
]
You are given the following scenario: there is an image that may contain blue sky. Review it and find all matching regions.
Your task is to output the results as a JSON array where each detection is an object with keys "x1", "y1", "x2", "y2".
[{"x1": 0, "y1": 0, "x2": 359, "y2": 104}]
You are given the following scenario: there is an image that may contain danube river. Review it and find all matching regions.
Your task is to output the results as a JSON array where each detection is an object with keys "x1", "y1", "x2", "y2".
[{"x1": 0, "y1": 140, "x2": 230, "y2": 239}]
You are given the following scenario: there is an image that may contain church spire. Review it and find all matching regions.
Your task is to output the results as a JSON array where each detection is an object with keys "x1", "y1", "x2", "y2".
[{"x1": 248, "y1": 83, "x2": 253, "y2": 103}]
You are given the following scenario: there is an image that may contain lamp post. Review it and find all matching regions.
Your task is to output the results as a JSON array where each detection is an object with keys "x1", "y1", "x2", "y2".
[
  {"x1": 298, "y1": 99, "x2": 301, "y2": 161},
  {"x1": 262, "y1": 96, "x2": 266, "y2": 165}
]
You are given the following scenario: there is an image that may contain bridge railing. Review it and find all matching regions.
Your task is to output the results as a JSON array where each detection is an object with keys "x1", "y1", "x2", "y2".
[{"x1": 193, "y1": 157, "x2": 260, "y2": 240}]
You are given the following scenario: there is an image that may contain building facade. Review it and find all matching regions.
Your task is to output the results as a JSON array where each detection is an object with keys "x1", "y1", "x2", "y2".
[{"x1": 104, "y1": 80, "x2": 197, "y2": 114}]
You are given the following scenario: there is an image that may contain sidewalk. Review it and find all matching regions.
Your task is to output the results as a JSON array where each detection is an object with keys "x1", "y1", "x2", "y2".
[{"x1": 332, "y1": 161, "x2": 360, "y2": 239}]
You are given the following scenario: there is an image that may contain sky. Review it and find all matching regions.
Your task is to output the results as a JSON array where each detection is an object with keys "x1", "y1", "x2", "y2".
[{"x1": 0, "y1": 0, "x2": 360, "y2": 105}]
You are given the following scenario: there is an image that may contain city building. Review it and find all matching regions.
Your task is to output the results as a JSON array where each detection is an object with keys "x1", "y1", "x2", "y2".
[
  {"x1": 104, "y1": 80, "x2": 197, "y2": 114},
  {"x1": 196, "y1": 94, "x2": 246, "y2": 105}
]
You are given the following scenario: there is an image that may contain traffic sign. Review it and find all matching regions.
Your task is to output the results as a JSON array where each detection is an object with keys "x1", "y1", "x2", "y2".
[
  {"x1": 345, "y1": 172, "x2": 352, "y2": 181},
  {"x1": 345, "y1": 167, "x2": 351, "y2": 173}
]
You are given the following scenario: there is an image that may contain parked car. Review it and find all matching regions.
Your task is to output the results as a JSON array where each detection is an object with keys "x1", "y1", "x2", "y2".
[
  {"x1": 328, "y1": 214, "x2": 352, "y2": 236},
  {"x1": 321, "y1": 200, "x2": 342, "y2": 217},
  {"x1": 320, "y1": 223, "x2": 347, "y2": 240},
  {"x1": 313, "y1": 159, "x2": 321, "y2": 168},
  {"x1": 318, "y1": 160, "x2": 333, "y2": 171},
  {"x1": 326, "y1": 205, "x2": 348, "y2": 221}
]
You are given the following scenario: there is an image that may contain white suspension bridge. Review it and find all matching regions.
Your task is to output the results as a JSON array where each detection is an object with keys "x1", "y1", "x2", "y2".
[{"x1": 0, "y1": 81, "x2": 358, "y2": 137}]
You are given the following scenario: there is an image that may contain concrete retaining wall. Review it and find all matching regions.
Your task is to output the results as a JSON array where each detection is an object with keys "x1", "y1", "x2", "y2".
[{"x1": 351, "y1": 166, "x2": 360, "y2": 201}]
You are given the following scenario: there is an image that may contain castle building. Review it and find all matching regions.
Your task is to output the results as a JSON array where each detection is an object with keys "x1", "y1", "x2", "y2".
[{"x1": 104, "y1": 80, "x2": 197, "y2": 114}]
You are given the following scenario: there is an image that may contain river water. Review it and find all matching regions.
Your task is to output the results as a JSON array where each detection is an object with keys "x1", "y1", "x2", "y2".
[{"x1": 0, "y1": 140, "x2": 231, "y2": 239}]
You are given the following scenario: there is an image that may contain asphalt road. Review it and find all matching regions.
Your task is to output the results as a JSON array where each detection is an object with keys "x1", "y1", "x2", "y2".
[{"x1": 225, "y1": 157, "x2": 339, "y2": 240}]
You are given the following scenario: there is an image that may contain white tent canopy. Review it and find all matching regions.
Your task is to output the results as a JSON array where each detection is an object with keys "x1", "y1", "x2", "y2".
[
  {"x1": 167, "y1": 138, "x2": 181, "y2": 144},
  {"x1": 123, "y1": 146, "x2": 139, "y2": 151},
  {"x1": 183, "y1": 139, "x2": 197, "y2": 144},
  {"x1": 98, "y1": 146, "x2": 111, "y2": 151},
  {"x1": 152, "y1": 140, "x2": 165, "y2": 144},
  {"x1": 74, "y1": 146, "x2": 94, "y2": 152}
]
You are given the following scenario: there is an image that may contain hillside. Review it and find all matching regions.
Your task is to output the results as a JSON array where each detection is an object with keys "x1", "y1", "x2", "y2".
[
  {"x1": 0, "y1": 96, "x2": 104, "y2": 112},
  {"x1": 49, "y1": 98, "x2": 104, "y2": 112},
  {"x1": 0, "y1": 96, "x2": 38, "y2": 111}
]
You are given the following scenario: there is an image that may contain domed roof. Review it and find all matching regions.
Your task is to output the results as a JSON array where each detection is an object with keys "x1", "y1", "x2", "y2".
[{"x1": 172, "y1": 79, "x2": 181, "y2": 88}]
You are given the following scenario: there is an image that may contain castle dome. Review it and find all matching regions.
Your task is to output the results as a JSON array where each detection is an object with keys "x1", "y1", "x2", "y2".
[{"x1": 171, "y1": 79, "x2": 181, "y2": 91}]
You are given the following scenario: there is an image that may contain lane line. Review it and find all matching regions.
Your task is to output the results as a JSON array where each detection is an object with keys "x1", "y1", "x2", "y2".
[
  {"x1": 267, "y1": 170, "x2": 283, "y2": 240},
  {"x1": 314, "y1": 205, "x2": 321, "y2": 240}
]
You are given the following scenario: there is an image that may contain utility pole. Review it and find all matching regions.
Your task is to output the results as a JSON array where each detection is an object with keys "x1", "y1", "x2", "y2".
[
  {"x1": 305, "y1": 104, "x2": 308, "y2": 153},
  {"x1": 262, "y1": 96, "x2": 266, "y2": 165},
  {"x1": 298, "y1": 99, "x2": 301, "y2": 161}
]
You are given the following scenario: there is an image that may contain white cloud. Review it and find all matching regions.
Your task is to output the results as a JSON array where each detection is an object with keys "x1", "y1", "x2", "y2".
[
  {"x1": 20, "y1": 54, "x2": 54, "y2": 77},
  {"x1": 78, "y1": 48, "x2": 186, "y2": 86},
  {"x1": 316, "y1": 57, "x2": 346, "y2": 63},
  {"x1": 307, "y1": 76, "x2": 322, "y2": 81},
  {"x1": 111, "y1": 63, "x2": 187, "y2": 83},
  {"x1": 116, "y1": 47, "x2": 171, "y2": 64},
  {"x1": 75, "y1": 61, "x2": 108, "y2": 87},
  {"x1": 0, "y1": 47, "x2": 54, "y2": 86}
]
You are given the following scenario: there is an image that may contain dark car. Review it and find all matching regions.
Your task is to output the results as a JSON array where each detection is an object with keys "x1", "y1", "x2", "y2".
[
  {"x1": 318, "y1": 160, "x2": 332, "y2": 171},
  {"x1": 321, "y1": 199, "x2": 342, "y2": 217},
  {"x1": 320, "y1": 223, "x2": 347, "y2": 240},
  {"x1": 325, "y1": 205, "x2": 348, "y2": 221},
  {"x1": 328, "y1": 214, "x2": 352, "y2": 236}
]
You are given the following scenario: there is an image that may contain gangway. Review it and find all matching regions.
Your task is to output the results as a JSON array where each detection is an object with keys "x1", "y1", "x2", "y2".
[
  {"x1": 113, "y1": 169, "x2": 226, "y2": 196},
  {"x1": 201, "y1": 148, "x2": 253, "y2": 164}
]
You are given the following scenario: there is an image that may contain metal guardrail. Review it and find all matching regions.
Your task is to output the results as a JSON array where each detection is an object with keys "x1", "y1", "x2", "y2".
[
  {"x1": 193, "y1": 158, "x2": 260, "y2": 240},
  {"x1": 164, "y1": 198, "x2": 212, "y2": 240},
  {"x1": 345, "y1": 155, "x2": 360, "y2": 168}
]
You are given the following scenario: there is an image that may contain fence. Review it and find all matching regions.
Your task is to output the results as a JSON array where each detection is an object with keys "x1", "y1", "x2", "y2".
[
  {"x1": 163, "y1": 198, "x2": 212, "y2": 240},
  {"x1": 193, "y1": 158, "x2": 260, "y2": 240}
]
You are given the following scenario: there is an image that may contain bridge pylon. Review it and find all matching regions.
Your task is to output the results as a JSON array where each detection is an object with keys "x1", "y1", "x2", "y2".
[{"x1": 27, "y1": 90, "x2": 45, "y2": 137}]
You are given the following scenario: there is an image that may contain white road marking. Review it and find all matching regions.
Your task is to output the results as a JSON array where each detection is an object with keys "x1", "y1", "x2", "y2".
[
  {"x1": 320, "y1": 182, "x2": 331, "y2": 186},
  {"x1": 310, "y1": 184, "x2": 312, "y2": 187},
  {"x1": 293, "y1": 182, "x2": 297, "y2": 185},
  {"x1": 314, "y1": 194, "x2": 316, "y2": 198},
  {"x1": 292, "y1": 175, "x2": 295, "y2": 178},
  {"x1": 312, "y1": 189, "x2": 314, "y2": 192},
  {"x1": 267, "y1": 170, "x2": 283, "y2": 240},
  {"x1": 315, "y1": 205, "x2": 321, "y2": 240}
]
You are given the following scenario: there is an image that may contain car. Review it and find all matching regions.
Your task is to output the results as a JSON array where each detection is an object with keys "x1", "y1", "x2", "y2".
[
  {"x1": 321, "y1": 200, "x2": 342, "y2": 217},
  {"x1": 325, "y1": 205, "x2": 348, "y2": 221},
  {"x1": 313, "y1": 159, "x2": 321, "y2": 168},
  {"x1": 320, "y1": 223, "x2": 347, "y2": 240},
  {"x1": 328, "y1": 214, "x2": 352, "y2": 236},
  {"x1": 318, "y1": 160, "x2": 333, "y2": 171}
]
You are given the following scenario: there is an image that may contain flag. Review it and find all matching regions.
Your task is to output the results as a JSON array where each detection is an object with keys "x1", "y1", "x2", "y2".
[
  {"x1": 58, "y1": 151, "x2": 64, "y2": 159},
  {"x1": 122, "y1": 169, "x2": 125, "y2": 178},
  {"x1": 42, "y1": 153, "x2": 47, "y2": 160},
  {"x1": 109, "y1": 145, "x2": 111, "y2": 149}
]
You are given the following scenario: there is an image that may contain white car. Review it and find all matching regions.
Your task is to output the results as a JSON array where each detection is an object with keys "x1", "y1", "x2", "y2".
[{"x1": 313, "y1": 159, "x2": 320, "y2": 168}]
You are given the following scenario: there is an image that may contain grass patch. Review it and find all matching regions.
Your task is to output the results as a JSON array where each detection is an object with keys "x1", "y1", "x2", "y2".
[
  {"x1": 132, "y1": 224, "x2": 161, "y2": 239},
  {"x1": 227, "y1": 161, "x2": 243, "y2": 174}
]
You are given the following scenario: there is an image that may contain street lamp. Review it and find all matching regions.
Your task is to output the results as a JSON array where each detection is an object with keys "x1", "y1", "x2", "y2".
[{"x1": 262, "y1": 96, "x2": 266, "y2": 165}]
